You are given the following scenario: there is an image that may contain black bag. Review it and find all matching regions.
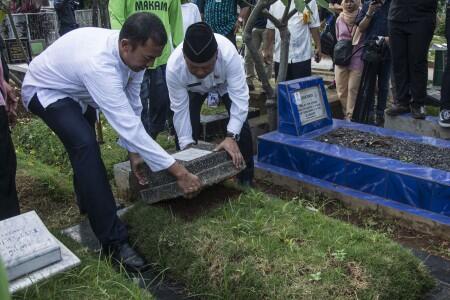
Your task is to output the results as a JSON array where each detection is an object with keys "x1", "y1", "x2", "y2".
[
  {"x1": 362, "y1": 38, "x2": 389, "y2": 63},
  {"x1": 320, "y1": 15, "x2": 336, "y2": 57},
  {"x1": 334, "y1": 22, "x2": 357, "y2": 66},
  {"x1": 333, "y1": 39, "x2": 354, "y2": 66}
]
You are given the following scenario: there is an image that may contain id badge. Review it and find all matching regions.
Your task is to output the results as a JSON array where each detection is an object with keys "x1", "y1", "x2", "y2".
[{"x1": 207, "y1": 92, "x2": 220, "y2": 107}]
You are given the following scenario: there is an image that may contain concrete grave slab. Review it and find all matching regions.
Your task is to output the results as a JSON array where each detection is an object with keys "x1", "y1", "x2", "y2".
[
  {"x1": 140, "y1": 142, "x2": 244, "y2": 204},
  {"x1": 199, "y1": 107, "x2": 260, "y2": 140},
  {"x1": 114, "y1": 142, "x2": 244, "y2": 203},
  {"x1": 384, "y1": 113, "x2": 450, "y2": 140},
  {"x1": 0, "y1": 211, "x2": 80, "y2": 293}
]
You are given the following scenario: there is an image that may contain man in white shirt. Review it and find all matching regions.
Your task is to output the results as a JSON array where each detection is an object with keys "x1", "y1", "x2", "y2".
[
  {"x1": 181, "y1": 0, "x2": 202, "y2": 34},
  {"x1": 167, "y1": 22, "x2": 254, "y2": 185},
  {"x1": 264, "y1": 0, "x2": 322, "y2": 80},
  {"x1": 21, "y1": 13, "x2": 201, "y2": 271}
]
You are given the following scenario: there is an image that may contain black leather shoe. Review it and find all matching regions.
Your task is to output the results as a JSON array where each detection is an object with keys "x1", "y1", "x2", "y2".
[
  {"x1": 103, "y1": 242, "x2": 147, "y2": 272},
  {"x1": 385, "y1": 104, "x2": 410, "y2": 116},
  {"x1": 410, "y1": 105, "x2": 426, "y2": 119}
]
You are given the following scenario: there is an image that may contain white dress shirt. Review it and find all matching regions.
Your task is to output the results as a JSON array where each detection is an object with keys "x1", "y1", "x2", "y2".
[
  {"x1": 181, "y1": 3, "x2": 202, "y2": 34},
  {"x1": 267, "y1": 0, "x2": 320, "y2": 64},
  {"x1": 166, "y1": 34, "x2": 249, "y2": 150},
  {"x1": 21, "y1": 27, "x2": 175, "y2": 172}
]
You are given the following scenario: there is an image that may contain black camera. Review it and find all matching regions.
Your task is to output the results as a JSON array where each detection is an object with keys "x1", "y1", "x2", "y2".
[{"x1": 363, "y1": 37, "x2": 388, "y2": 63}]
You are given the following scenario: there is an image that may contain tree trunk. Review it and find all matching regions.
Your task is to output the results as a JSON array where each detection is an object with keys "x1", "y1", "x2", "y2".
[
  {"x1": 244, "y1": 0, "x2": 277, "y2": 129},
  {"x1": 277, "y1": 25, "x2": 290, "y2": 83},
  {"x1": 92, "y1": 0, "x2": 99, "y2": 27},
  {"x1": 99, "y1": 0, "x2": 110, "y2": 29}
]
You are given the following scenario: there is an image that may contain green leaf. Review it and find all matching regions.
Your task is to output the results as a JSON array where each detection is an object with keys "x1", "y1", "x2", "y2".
[
  {"x1": 316, "y1": 0, "x2": 334, "y2": 14},
  {"x1": 281, "y1": 0, "x2": 289, "y2": 7},
  {"x1": 294, "y1": 0, "x2": 306, "y2": 12},
  {"x1": 316, "y1": 0, "x2": 330, "y2": 9}
]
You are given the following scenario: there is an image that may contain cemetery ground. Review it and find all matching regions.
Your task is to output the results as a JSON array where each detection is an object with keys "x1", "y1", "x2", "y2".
[{"x1": 8, "y1": 108, "x2": 448, "y2": 299}]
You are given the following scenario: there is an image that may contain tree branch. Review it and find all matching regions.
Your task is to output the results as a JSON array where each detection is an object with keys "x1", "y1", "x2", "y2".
[
  {"x1": 243, "y1": 0, "x2": 275, "y2": 107},
  {"x1": 287, "y1": 8, "x2": 298, "y2": 19}
]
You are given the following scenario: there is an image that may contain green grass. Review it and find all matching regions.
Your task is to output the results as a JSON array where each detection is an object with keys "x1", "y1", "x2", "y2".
[
  {"x1": 11, "y1": 150, "x2": 154, "y2": 299},
  {"x1": 12, "y1": 235, "x2": 154, "y2": 300},
  {"x1": 124, "y1": 190, "x2": 434, "y2": 300},
  {"x1": 428, "y1": 35, "x2": 447, "y2": 65},
  {"x1": 200, "y1": 102, "x2": 227, "y2": 116},
  {"x1": 426, "y1": 105, "x2": 440, "y2": 117},
  {"x1": 8, "y1": 116, "x2": 178, "y2": 298},
  {"x1": 12, "y1": 117, "x2": 176, "y2": 180},
  {"x1": 13, "y1": 117, "x2": 128, "y2": 179}
]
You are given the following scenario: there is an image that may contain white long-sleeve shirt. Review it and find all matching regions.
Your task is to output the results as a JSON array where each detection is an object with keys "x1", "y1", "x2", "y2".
[
  {"x1": 166, "y1": 34, "x2": 249, "y2": 150},
  {"x1": 267, "y1": 0, "x2": 320, "y2": 64},
  {"x1": 21, "y1": 27, "x2": 175, "y2": 172},
  {"x1": 181, "y1": 3, "x2": 201, "y2": 34}
]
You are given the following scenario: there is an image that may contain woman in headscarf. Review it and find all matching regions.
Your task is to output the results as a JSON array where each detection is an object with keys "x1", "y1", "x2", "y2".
[{"x1": 334, "y1": 0, "x2": 364, "y2": 120}]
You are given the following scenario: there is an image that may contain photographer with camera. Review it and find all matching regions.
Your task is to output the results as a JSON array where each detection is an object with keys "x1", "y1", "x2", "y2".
[
  {"x1": 385, "y1": 0, "x2": 437, "y2": 119},
  {"x1": 354, "y1": 0, "x2": 391, "y2": 126},
  {"x1": 54, "y1": 0, "x2": 79, "y2": 36}
]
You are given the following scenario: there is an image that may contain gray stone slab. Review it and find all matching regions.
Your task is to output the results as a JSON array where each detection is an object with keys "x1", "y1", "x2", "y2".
[
  {"x1": 384, "y1": 113, "x2": 450, "y2": 140},
  {"x1": 199, "y1": 107, "x2": 260, "y2": 140},
  {"x1": 140, "y1": 142, "x2": 244, "y2": 204},
  {"x1": 114, "y1": 142, "x2": 243, "y2": 203},
  {"x1": 1, "y1": 211, "x2": 80, "y2": 293}
]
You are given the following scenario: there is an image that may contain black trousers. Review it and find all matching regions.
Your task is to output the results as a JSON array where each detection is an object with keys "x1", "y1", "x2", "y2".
[
  {"x1": 28, "y1": 96, "x2": 128, "y2": 246},
  {"x1": 0, "y1": 106, "x2": 19, "y2": 221},
  {"x1": 440, "y1": 8, "x2": 450, "y2": 110},
  {"x1": 188, "y1": 92, "x2": 254, "y2": 182},
  {"x1": 274, "y1": 59, "x2": 312, "y2": 81},
  {"x1": 389, "y1": 19, "x2": 435, "y2": 106}
]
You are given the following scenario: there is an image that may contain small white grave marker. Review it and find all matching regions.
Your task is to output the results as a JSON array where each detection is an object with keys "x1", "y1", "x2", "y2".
[
  {"x1": 0, "y1": 211, "x2": 61, "y2": 281},
  {"x1": 0, "y1": 211, "x2": 80, "y2": 293},
  {"x1": 172, "y1": 148, "x2": 212, "y2": 162}
]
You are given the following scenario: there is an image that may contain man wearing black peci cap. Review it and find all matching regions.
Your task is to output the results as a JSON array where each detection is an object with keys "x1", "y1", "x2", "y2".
[{"x1": 166, "y1": 22, "x2": 254, "y2": 186}]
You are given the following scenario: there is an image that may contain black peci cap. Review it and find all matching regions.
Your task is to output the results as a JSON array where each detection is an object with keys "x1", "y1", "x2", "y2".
[{"x1": 183, "y1": 22, "x2": 218, "y2": 63}]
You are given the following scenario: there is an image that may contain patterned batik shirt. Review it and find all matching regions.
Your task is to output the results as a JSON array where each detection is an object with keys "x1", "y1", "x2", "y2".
[{"x1": 202, "y1": 0, "x2": 249, "y2": 36}]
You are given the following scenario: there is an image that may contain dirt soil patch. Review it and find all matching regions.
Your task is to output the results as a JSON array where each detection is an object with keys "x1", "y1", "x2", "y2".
[{"x1": 316, "y1": 128, "x2": 450, "y2": 172}]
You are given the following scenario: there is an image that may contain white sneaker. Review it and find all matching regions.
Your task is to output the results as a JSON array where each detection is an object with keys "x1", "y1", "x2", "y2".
[{"x1": 438, "y1": 109, "x2": 450, "y2": 128}]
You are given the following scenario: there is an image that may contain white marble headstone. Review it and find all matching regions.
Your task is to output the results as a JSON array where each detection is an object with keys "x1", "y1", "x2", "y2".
[
  {"x1": 0, "y1": 211, "x2": 61, "y2": 281},
  {"x1": 0, "y1": 211, "x2": 80, "y2": 293}
]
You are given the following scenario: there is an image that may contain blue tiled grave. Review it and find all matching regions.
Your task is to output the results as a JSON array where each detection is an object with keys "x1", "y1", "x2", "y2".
[{"x1": 256, "y1": 76, "x2": 450, "y2": 229}]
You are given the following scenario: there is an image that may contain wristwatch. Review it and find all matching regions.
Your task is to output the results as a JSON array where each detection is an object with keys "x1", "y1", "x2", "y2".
[{"x1": 226, "y1": 131, "x2": 240, "y2": 141}]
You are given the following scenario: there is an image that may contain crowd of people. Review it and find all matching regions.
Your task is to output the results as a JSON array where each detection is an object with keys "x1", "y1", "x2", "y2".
[{"x1": 0, "y1": 0, "x2": 449, "y2": 276}]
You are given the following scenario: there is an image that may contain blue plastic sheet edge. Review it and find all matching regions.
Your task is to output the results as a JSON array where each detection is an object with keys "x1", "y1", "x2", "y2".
[
  {"x1": 255, "y1": 160, "x2": 450, "y2": 227},
  {"x1": 257, "y1": 119, "x2": 450, "y2": 216},
  {"x1": 278, "y1": 76, "x2": 333, "y2": 136}
]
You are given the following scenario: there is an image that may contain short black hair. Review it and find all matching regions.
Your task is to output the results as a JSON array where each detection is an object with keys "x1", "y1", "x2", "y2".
[{"x1": 119, "y1": 12, "x2": 167, "y2": 49}]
